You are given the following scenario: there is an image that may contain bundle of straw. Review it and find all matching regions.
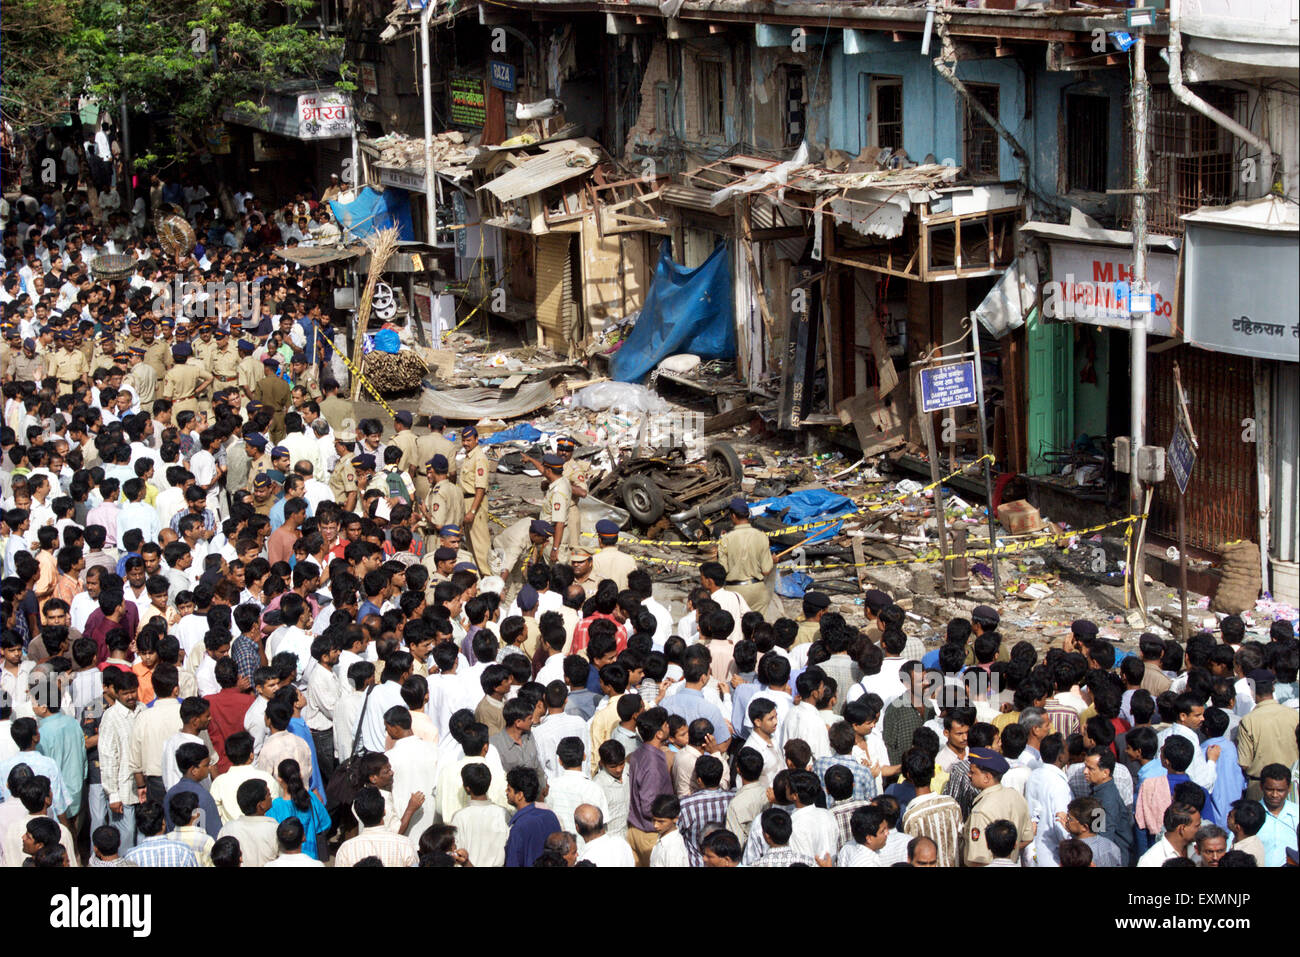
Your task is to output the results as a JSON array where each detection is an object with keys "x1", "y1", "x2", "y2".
[{"x1": 350, "y1": 226, "x2": 402, "y2": 400}]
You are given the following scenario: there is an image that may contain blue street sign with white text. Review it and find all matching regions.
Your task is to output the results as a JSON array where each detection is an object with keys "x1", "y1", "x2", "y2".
[{"x1": 919, "y1": 361, "x2": 978, "y2": 414}]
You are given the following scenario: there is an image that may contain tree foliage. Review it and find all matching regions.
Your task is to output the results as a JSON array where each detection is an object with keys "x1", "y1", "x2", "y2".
[{"x1": 2, "y1": 0, "x2": 353, "y2": 147}]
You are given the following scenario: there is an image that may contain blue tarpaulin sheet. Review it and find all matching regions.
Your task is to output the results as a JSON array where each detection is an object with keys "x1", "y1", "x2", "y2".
[
  {"x1": 329, "y1": 187, "x2": 415, "y2": 241},
  {"x1": 751, "y1": 489, "x2": 856, "y2": 546},
  {"x1": 480, "y1": 423, "x2": 544, "y2": 445},
  {"x1": 610, "y1": 240, "x2": 735, "y2": 383}
]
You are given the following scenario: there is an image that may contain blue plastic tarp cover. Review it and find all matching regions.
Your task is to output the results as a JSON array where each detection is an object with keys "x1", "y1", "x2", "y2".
[
  {"x1": 329, "y1": 186, "x2": 415, "y2": 241},
  {"x1": 751, "y1": 488, "x2": 856, "y2": 546},
  {"x1": 480, "y1": 423, "x2": 544, "y2": 445},
  {"x1": 610, "y1": 240, "x2": 735, "y2": 383}
]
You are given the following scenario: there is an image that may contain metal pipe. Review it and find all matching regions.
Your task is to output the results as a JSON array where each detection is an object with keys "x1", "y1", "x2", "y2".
[
  {"x1": 1129, "y1": 33, "x2": 1149, "y2": 607},
  {"x1": 420, "y1": 2, "x2": 438, "y2": 246},
  {"x1": 1168, "y1": 0, "x2": 1275, "y2": 188},
  {"x1": 920, "y1": 1, "x2": 936, "y2": 56},
  {"x1": 930, "y1": 30, "x2": 1032, "y2": 196}
]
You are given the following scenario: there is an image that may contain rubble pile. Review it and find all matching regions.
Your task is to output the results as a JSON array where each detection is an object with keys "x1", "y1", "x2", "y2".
[{"x1": 366, "y1": 334, "x2": 1299, "y2": 657}]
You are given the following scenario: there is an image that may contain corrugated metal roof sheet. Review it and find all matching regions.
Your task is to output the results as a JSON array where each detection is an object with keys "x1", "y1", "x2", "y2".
[
  {"x1": 273, "y1": 245, "x2": 365, "y2": 266},
  {"x1": 479, "y1": 141, "x2": 600, "y2": 202},
  {"x1": 1018, "y1": 220, "x2": 1180, "y2": 251}
]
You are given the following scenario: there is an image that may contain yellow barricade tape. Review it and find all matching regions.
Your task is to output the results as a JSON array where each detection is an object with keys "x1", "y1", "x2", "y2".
[{"x1": 309, "y1": 321, "x2": 399, "y2": 420}]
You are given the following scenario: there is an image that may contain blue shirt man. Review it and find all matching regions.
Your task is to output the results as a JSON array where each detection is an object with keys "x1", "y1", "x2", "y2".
[
  {"x1": 504, "y1": 801, "x2": 561, "y2": 867},
  {"x1": 36, "y1": 710, "x2": 88, "y2": 818},
  {"x1": 163, "y1": 777, "x2": 222, "y2": 840},
  {"x1": 662, "y1": 686, "x2": 731, "y2": 746},
  {"x1": 1201, "y1": 735, "x2": 1245, "y2": 828},
  {"x1": 0, "y1": 750, "x2": 71, "y2": 816},
  {"x1": 1258, "y1": 769, "x2": 1299, "y2": 868}
]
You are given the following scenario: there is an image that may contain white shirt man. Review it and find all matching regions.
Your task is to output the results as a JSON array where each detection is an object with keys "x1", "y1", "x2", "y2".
[
  {"x1": 578, "y1": 829, "x2": 636, "y2": 867},
  {"x1": 531, "y1": 710, "x2": 590, "y2": 783},
  {"x1": 547, "y1": 768, "x2": 609, "y2": 842},
  {"x1": 1024, "y1": 760, "x2": 1074, "y2": 866},
  {"x1": 790, "y1": 802, "x2": 839, "y2": 860},
  {"x1": 780, "y1": 700, "x2": 831, "y2": 759},
  {"x1": 387, "y1": 729, "x2": 439, "y2": 838}
]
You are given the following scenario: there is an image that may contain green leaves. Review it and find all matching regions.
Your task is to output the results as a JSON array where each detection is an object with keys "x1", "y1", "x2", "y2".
[{"x1": 1, "y1": 0, "x2": 352, "y2": 150}]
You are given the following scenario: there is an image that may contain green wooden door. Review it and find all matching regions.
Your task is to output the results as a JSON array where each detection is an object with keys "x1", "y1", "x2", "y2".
[{"x1": 1025, "y1": 307, "x2": 1074, "y2": 476}]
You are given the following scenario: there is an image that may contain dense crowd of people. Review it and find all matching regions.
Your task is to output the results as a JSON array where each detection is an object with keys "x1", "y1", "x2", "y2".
[{"x1": 0, "y1": 153, "x2": 1297, "y2": 868}]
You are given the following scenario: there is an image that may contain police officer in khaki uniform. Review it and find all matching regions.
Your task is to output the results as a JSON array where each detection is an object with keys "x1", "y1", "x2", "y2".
[
  {"x1": 191, "y1": 323, "x2": 218, "y2": 412},
  {"x1": 208, "y1": 327, "x2": 241, "y2": 399},
  {"x1": 10, "y1": 338, "x2": 45, "y2": 385},
  {"x1": 570, "y1": 547, "x2": 597, "y2": 598},
  {"x1": 236, "y1": 338, "x2": 262, "y2": 400},
  {"x1": 252, "y1": 358, "x2": 292, "y2": 443},
  {"x1": 242, "y1": 435, "x2": 271, "y2": 493},
  {"x1": 459, "y1": 426, "x2": 492, "y2": 575},
  {"x1": 414, "y1": 414, "x2": 458, "y2": 502},
  {"x1": 142, "y1": 320, "x2": 173, "y2": 379},
  {"x1": 556, "y1": 436, "x2": 590, "y2": 499},
  {"x1": 329, "y1": 427, "x2": 358, "y2": 510},
  {"x1": 319, "y1": 378, "x2": 355, "y2": 435},
  {"x1": 161, "y1": 342, "x2": 211, "y2": 417},
  {"x1": 50, "y1": 333, "x2": 89, "y2": 397},
  {"x1": 250, "y1": 472, "x2": 278, "y2": 517},
  {"x1": 590, "y1": 520, "x2": 638, "y2": 591},
  {"x1": 91, "y1": 332, "x2": 118, "y2": 373},
  {"x1": 421, "y1": 453, "x2": 463, "y2": 540},
  {"x1": 124, "y1": 343, "x2": 156, "y2": 408},
  {"x1": 540, "y1": 454, "x2": 580, "y2": 563},
  {"x1": 717, "y1": 497, "x2": 774, "y2": 615},
  {"x1": 122, "y1": 317, "x2": 144, "y2": 353},
  {"x1": 289, "y1": 352, "x2": 322, "y2": 403},
  {"x1": 0, "y1": 328, "x2": 16, "y2": 377},
  {"x1": 350, "y1": 453, "x2": 381, "y2": 505},
  {"x1": 390, "y1": 410, "x2": 419, "y2": 475},
  {"x1": 963, "y1": 748, "x2": 1033, "y2": 867}
]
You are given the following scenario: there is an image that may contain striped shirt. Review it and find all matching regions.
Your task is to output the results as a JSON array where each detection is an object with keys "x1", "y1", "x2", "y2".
[
  {"x1": 123, "y1": 835, "x2": 199, "y2": 867},
  {"x1": 334, "y1": 825, "x2": 418, "y2": 867},
  {"x1": 901, "y1": 792, "x2": 963, "y2": 868},
  {"x1": 830, "y1": 798, "x2": 871, "y2": 850},
  {"x1": 813, "y1": 755, "x2": 879, "y2": 803},
  {"x1": 1068, "y1": 760, "x2": 1135, "y2": 807},
  {"x1": 168, "y1": 825, "x2": 214, "y2": 867},
  {"x1": 678, "y1": 787, "x2": 734, "y2": 866},
  {"x1": 1043, "y1": 698, "x2": 1081, "y2": 738},
  {"x1": 750, "y1": 846, "x2": 815, "y2": 867}
]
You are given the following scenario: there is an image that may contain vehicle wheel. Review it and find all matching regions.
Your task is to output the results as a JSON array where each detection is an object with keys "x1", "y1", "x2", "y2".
[
  {"x1": 621, "y1": 475, "x2": 665, "y2": 525},
  {"x1": 707, "y1": 441, "x2": 743, "y2": 486}
]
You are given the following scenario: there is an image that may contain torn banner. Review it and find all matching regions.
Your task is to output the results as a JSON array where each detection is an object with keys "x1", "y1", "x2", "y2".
[{"x1": 610, "y1": 241, "x2": 736, "y2": 384}]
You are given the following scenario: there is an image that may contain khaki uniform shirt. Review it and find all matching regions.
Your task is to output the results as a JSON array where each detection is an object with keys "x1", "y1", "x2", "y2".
[
  {"x1": 128, "y1": 362, "x2": 158, "y2": 406},
  {"x1": 237, "y1": 355, "x2": 262, "y2": 398},
  {"x1": 590, "y1": 546, "x2": 638, "y2": 591},
  {"x1": 319, "y1": 395, "x2": 355, "y2": 433},
  {"x1": 562, "y1": 457, "x2": 591, "y2": 494},
  {"x1": 391, "y1": 430, "x2": 418, "y2": 474},
  {"x1": 330, "y1": 456, "x2": 358, "y2": 503},
  {"x1": 717, "y1": 525, "x2": 774, "y2": 583},
  {"x1": 9, "y1": 352, "x2": 44, "y2": 383},
  {"x1": 543, "y1": 475, "x2": 580, "y2": 551},
  {"x1": 1236, "y1": 699, "x2": 1299, "y2": 784},
  {"x1": 963, "y1": 783, "x2": 1032, "y2": 866},
  {"x1": 209, "y1": 344, "x2": 241, "y2": 387},
  {"x1": 292, "y1": 370, "x2": 323, "y2": 403},
  {"x1": 50, "y1": 349, "x2": 89, "y2": 394},
  {"x1": 425, "y1": 478, "x2": 463, "y2": 532},
  {"x1": 244, "y1": 452, "x2": 269, "y2": 491},
  {"x1": 460, "y1": 447, "x2": 489, "y2": 497},
  {"x1": 416, "y1": 432, "x2": 458, "y2": 477},
  {"x1": 143, "y1": 340, "x2": 173, "y2": 379},
  {"x1": 161, "y1": 358, "x2": 205, "y2": 415},
  {"x1": 192, "y1": 338, "x2": 218, "y2": 372}
]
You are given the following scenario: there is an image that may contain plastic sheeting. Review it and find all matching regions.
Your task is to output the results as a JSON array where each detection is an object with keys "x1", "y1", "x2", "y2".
[
  {"x1": 418, "y1": 380, "x2": 557, "y2": 421},
  {"x1": 572, "y1": 382, "x2": 670, "y2": 414},
  {"x1": 609, "y1": 241, "x2": 736, "y2": 384},
  {"x1": 751, "y1": 488, "x2": 857, "y2": 546},
  {"x1": 480, "y1": 423, "x2": 544, "y2": 445},
  {"x1": 329, "y1": 187, "x2": 415, "y2": 241}
]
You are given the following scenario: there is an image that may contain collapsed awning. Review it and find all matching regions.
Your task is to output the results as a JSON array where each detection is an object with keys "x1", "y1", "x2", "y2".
[{"x1": 273, "y1": 245, "x2": 365, "y2": 266}]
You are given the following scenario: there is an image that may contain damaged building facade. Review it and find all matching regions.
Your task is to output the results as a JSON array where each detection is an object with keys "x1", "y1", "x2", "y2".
[{"x1": 327, "y1": 0, "x2": 1297, "y2": 606}]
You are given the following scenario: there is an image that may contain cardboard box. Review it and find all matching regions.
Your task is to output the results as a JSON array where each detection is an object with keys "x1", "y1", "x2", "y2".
[{"x1": 996, "y1": 499, "x2": 1044, "y2": 535}]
